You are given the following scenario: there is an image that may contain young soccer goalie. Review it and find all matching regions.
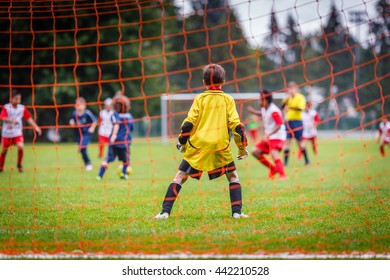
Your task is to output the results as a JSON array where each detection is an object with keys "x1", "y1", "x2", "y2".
[
  {"x1": 247, "y1": 90, "x2": 287, "y2": 180},
  {"x1": 69, "y1": 97, "x2": 97, "y2": 171},
  {"x1": 154, "y1": 63, "x2": 249, "y2": 219},
  {"x1": 96, "y1": 97, "x2": 133, "y2": 180},
  {"x1": 0, "y1": 90, "x2": 42, "y2": 172}
]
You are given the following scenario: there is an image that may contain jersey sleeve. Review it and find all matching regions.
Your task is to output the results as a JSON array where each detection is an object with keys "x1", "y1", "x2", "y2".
[
  {"x1": 86, "y1": 110, "x2": 97, "y2": 123},
  {"x1": 314, "y1": 113, "x2": 320, "y2": 123},
  {"x1": 227, "y1": 97, "x2": 247, "y2": 150},
  {"x1": 111, "y1": 113, "x2": 119, "y2": 124},
  {"x1": 23, "y1": 107, "x2": 32, "y2": 120},
  {"x1": 0, "y1": 107, "x2": 7, "y2": 119},
  {"x1": 182, "y1": 96, "x2": 200, "y2": 126},
  {"x1": 271, "y1": 111, "x2": 283, "y2": 125}
]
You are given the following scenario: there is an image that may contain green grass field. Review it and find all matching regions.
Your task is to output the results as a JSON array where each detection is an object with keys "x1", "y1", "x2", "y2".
[{"x1": 0, "y1": 137, "x2": 389, "y2": 257}]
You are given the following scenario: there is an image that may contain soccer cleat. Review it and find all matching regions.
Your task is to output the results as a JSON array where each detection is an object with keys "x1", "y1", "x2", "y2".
[
  {"x1": 85, "y1": 164, "x2": 93, "y2": 171},
  {"x1": 96, "y1": 176, "x2": 102, "y2": 181},
  {"x1": 268, "y1": 167, "x2": 278, "y2": 179},
  {"x1": 232, "y1": 212, "x2": 249, "y2": 219},
  {"x1": 17, "y1": 165, "x2": 23, "y2": 173},
  {"x1": 120, "y1": 173, "x2": 129, "y2": 180},
  {"x1": 279, "y1": 175, "x2": 288, "y2": 181},
  {"x1": 154, "y1": 212, "x2": 169, "y2": 219}
]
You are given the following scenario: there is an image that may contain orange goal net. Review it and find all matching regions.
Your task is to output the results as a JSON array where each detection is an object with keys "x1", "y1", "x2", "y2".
[{"x1": 0, "y1": 0, "x2": 389, "y2": 258}]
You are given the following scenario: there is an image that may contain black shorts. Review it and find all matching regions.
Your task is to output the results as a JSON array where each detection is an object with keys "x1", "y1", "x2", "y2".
[{"x1": 178, "y1": 159, "x2": 236, "y2": 180}]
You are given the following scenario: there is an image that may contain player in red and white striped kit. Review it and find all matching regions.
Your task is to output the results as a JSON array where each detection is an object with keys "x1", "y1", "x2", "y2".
[
  {"x1": 97, "y1": 98, "x2": 114, "y2": 158},
  {"x1": 300, "y1": 101, "x2": 320, "y2": 158},
  {"x1": 0, "y1": 90, "x2": 42, "y2": 172},
  {"x1": 248, "y1": 90, "x2": 287, "y2": 180},
  {"x1": 378, "y1": 116, "x2": 390, "y2": 157}
]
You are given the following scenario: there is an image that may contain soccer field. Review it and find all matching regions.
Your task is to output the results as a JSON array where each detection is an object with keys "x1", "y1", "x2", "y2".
[{"x1": 0, "y1": 137, "x2": 389, "y2": 258}]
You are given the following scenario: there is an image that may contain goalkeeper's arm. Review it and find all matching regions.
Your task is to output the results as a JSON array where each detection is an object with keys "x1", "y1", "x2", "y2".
[{"x1": 176, "y1": 121, "x2": 193, "y2": 152}]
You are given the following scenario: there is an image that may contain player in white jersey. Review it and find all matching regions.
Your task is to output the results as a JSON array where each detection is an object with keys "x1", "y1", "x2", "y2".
[
  {"x1": 378, "y1": 116, "x2": 390, "y2": 157},
  {"x1": 248, "y1": 90, "x2": 287, "y2": 180},
  {"x1": 0, "y1": 90, "x2": 42, "y2": 172},
  {"x1": 300, "y1": 101, "x2": 320, "y2": 158},
  {"x1": 98, "y1": 98, "x2": 114, "y2": 158}
]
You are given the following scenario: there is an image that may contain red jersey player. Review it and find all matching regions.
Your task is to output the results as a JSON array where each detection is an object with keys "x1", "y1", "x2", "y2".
[
  {"x1": 300, "y1": 101, "x2": 320, "y2": 157},
  {"x1": 248, "y1": 90, "x2": 287, "y2": 180},
  {"x1": 0, "y1": 90, "x2": 42, "y2": 172},
  {"x1": 378, "y1": 116, "x2": 390, "y2": 157}
]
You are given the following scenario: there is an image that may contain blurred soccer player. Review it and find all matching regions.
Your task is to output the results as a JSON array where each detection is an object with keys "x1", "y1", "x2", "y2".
[
  {"x1": 378, "y1": 116, "x2": 390, "y2": 157},
  {"x1": 98, "y1": 98, "x2": 114, "y2": 159},
  {"x1": 154, "y1": 64, "x2": 249, "y2": 219},
  {"x1": 97, "y1": 97, "x2": 133, "y2": 180},
  {"x1": 248, "y1": 90, "x2": 287, "y2": 180},
  {"x1": 69, "y1": 97, "x2": 97, "y2": 171},
  {"x1": 246, "y1": 114, "x2": 259, "y2": 143},
  {"x1": 282, "y1": 81, "x2": 309, "y2": 165},
  {"x1": 0, "y1": 90, "x2": 42, "y2": 172},
  {"x1": 299, "y1": 101, "x2": 320, "y2": 158}
]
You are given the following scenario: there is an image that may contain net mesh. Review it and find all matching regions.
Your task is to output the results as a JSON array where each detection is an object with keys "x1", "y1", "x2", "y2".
[{"x1": 0, "y1": 0, "x2": 389, "y2": 257}]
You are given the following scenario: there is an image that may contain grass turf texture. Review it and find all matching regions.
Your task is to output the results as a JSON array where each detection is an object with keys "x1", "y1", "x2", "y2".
[{"x1": 0, "y1": 138, "x2": 389, "y2": 256}]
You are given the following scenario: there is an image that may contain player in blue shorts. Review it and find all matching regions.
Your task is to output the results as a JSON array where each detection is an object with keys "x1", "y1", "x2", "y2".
[
  {"x1": 281, "y1": 81, "x2": 309, "y2": 165},
  {"x1": 96, "y1": 97, "x2": 133, "y2": 180},
  {"x1": 69, "y1": 97, "x2": 97, "y2": 171}
]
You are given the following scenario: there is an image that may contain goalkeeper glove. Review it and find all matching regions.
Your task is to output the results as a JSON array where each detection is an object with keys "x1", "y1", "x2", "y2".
[
  {"x1": 237, "y1": 148, "x2": 248, "y2": 160},
  {"x1": 176, "y1": 142, "x2": 186, "y2": 153}
]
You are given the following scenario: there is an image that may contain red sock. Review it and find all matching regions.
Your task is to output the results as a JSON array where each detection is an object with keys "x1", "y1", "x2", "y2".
[
  {"x1": 17, "y1": 149, "x2": 24, "y2": 166},
  {"x1": 275, "y1": 159, "x2": 286, "y2": 177},
  {"x1": 380, "y1": 145, "x2": 385, "y2": 157},
  {"x1": 0, "y1": 152, "x2": 6, "y2": 170},
  {"x1": 258, "y1": 154, "x2": 275, "y2": 170},
  {"x1": 98, "y1": 143, "x2": 104, "y2": 158}
]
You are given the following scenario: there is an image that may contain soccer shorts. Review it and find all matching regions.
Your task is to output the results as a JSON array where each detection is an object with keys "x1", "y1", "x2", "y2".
[
  {"x1": 98, "y1": 135, "x2": 110, "y2": 144},
  {"x1": 1, "y1": 136, "x2": 24, "y2": 148},
  {"x1": 77, "y1": 132, "x2": 92, "y2": 148},
  {"x1": 106, "y1": 145, "x2": 130, "y2": 164},
  {"x1": 302, "y1": 136, "x2": 317, "y2": 141},
  {"x1": 178, "y1": 159, "x2": 236, "y2": 180},
  {"x1": 286, "y1": 120, "x2": 303, "y2": 140},
  {"x1": 255, "y1": 139, "x2": 284, "y2": 154}
]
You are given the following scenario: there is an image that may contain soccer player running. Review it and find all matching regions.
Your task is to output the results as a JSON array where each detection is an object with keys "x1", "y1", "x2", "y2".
[
  {"x1": 69, "y1": 97, "x2": 97, "y2": 171},
  {"x1": 0, "y1": 90, "x2": 42, "y2": 172},
  {"x1": 96, "y1": 97, "x2": 133, "y2": 180},
  {"x1": 97, "y1": 97, "x2": 114, "y2": 159},
  {"x1": 282, "y1": 81, "x2": 309, "y2": 166},
  {"x1": 248, "y1": 90, "x2": 287, "y2": 180},
  {"x1": 378, "y1": 116, "x2": 390, "y2": 157},
  {"x1": 154, "y1": 64, "x2": 249, "y2": 219},
  {"x1": 299, "y1": 101, "x2": 320, "y2": 158}
]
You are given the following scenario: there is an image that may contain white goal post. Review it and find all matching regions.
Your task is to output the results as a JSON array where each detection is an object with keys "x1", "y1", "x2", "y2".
[{"x1": 160, "y1": 92, "x2": 286, "y2": 143}]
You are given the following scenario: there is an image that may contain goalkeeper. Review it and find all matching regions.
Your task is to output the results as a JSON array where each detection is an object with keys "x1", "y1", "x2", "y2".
[{"x1": 155, "y1": 63, "x2": 249, "y2": 219}]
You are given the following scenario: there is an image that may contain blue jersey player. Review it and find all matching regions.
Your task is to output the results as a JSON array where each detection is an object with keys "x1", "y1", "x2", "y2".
[
  {"x1": 69, "y1": 97, "x2": 97, "y2": 171},
  {"x1": 97, "y1": 98, "x2": 133, "y2": 180}
]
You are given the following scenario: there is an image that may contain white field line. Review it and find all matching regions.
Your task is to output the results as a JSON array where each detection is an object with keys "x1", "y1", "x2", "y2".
[{"x1": 1, "y1": 252, "x2": 389, "y2": 260}]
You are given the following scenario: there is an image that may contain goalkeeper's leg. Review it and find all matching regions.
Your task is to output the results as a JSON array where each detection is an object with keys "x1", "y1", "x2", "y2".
[
  {"x1": 226, "y1": 171, "x2": 247, "y2": 218},
  {"x1": 156, "y1": 171, "x2": 188, "y2": 217}
]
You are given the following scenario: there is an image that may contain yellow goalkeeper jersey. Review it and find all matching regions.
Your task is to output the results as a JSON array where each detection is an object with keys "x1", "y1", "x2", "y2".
[
  {"x1": 283, "y1": 92, "x2": 306, "y2": 121},
  {"x1": 181, "y1": 89, "x2": 246, "y2": 172}
]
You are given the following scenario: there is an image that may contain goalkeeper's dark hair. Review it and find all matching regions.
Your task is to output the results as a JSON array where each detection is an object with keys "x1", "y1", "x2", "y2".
[
  {"x1": 261, "y1": 89, "x2": 273, "y2": 104},
  {"x1": 203, "y1": 64, "x2": 225, "y2": 86}
]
